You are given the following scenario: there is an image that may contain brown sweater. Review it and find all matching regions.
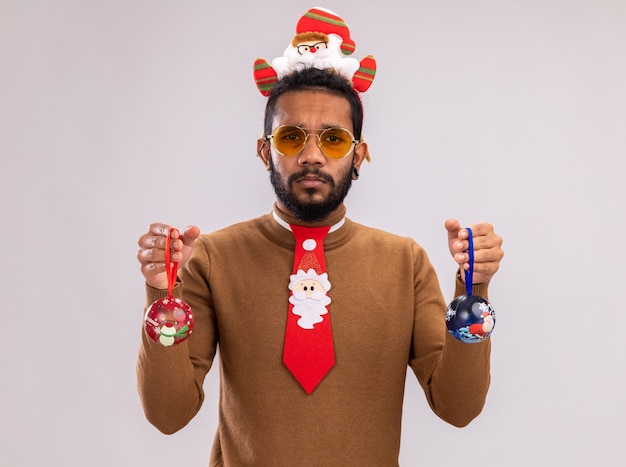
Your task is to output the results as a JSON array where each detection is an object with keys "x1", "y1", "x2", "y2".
[{"x1": 137, "y1": 205, "x2": 491, "y2": 466}]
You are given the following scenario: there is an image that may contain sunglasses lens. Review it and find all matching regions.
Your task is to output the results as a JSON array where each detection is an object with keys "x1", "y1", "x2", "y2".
[
  {"x1": 273, "y1": 126, "x2": 307, "y2": 156},
  {"x1": 319, "y1": 128, "x2": 354, "y2": 159},
  {"x1": 271, "y1": 126, "x2": 355, "y2": 158}
]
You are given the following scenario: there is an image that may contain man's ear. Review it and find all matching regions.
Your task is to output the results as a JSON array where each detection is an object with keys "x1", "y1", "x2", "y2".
[
  {"x1": 353, "y1": 140, "x2": 369, "y2": 171},
  {"x1": 257, "y1": 138, "x2": 271, "y2": 170}
]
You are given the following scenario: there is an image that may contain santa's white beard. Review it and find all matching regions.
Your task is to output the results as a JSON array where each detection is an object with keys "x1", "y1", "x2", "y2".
[{"x1": 290, "y1": 295, "x2": 329, "y2": 329}]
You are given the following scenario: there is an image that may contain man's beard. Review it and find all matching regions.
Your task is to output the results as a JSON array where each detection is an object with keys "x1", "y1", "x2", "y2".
[{"x1": 269, "y1": 158, "x2": 353, "y2": 223}]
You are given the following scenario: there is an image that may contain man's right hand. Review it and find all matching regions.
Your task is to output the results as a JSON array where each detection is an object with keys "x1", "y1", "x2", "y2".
[{"x1": 137, "y1": 223, "x2": 201, "y2": 289}]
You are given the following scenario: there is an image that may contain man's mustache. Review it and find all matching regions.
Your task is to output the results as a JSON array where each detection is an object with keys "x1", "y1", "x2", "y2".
[
  {"x1": 292, "y1": 290, "x2": 328, "y2": 301},
  {"x1": 287, "y1": 167, "x2": 335, "y2": 187}
]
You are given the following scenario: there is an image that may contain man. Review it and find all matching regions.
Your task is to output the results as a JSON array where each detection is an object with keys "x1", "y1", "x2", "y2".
[{"x1": 136, "y1": 65, "x2": 503, "y2": 466}]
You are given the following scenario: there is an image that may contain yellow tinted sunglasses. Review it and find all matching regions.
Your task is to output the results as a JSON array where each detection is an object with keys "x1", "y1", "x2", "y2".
[{"x1": 265, "y1": 125, "x2": 358, "y2": 159}]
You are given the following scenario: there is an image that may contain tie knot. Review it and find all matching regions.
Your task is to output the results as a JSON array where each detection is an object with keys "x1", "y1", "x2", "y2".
[
  {"x1": 290, "y1": 225, "x2": 330, "y2": 275},
  {"x1": 290, "y1": 224, "x2": 331, "y2": 242}
]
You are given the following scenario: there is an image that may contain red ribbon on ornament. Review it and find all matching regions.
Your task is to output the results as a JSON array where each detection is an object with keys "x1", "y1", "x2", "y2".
[{"x1": 165, "y1": 227, "x2": 179, "y2": 297}]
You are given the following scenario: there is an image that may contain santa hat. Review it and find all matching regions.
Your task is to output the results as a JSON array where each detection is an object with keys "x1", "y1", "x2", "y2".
[{"x1": 295, "y1": 7, "x2": 356, "y2": 56}]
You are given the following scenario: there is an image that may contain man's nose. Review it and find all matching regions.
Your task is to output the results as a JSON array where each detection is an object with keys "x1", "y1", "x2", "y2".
[{"x1": 298, "y1": 134, "x2": 325, "y2": 165}]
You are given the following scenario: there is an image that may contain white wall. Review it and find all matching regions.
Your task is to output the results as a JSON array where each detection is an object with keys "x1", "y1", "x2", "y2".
[{"x1": 2, "y1": 0, "x2": 624, "y2": 465}]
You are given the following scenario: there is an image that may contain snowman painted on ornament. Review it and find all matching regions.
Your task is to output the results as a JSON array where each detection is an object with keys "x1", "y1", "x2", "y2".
[
  {"x1": 158, "y1": 323, "x2": 179, "y2": 347},
  {"x1": 144, "y1": 297, "x2": 193, "y2": 346},
  {"x1": 253, "y1": 7, "x2": 376, "y2": 96}
]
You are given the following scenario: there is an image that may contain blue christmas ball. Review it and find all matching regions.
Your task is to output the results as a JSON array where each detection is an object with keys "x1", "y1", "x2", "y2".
[{"x1": 446, "y1": 295, "x2": 495, "y2": 343}]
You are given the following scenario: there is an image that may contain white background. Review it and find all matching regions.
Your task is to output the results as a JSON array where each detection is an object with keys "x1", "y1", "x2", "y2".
[{"x1": 2, "y1": 0, "x2": 625, "y2": 465}]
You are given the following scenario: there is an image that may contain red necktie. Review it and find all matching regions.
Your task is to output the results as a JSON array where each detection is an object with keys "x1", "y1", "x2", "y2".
[{"x1": 283, "y1": 224, "x2": 335, "y2": 394}]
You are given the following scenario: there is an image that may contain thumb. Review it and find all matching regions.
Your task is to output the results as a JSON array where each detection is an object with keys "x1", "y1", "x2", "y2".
[
  {"x1": 176, "y1": 225, "x2": 201, "y2": 268},
  {"x1": 180, "y1": 225, "x2": 201, "y2": 247},
  {"x1": 445, "y1": 218, "x2": 462, "y2": 241}
]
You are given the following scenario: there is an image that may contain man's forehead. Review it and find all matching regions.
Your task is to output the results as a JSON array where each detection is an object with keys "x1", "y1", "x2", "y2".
[{"x1": 272, "y1": 90, "x2": 352, "y2": 126}]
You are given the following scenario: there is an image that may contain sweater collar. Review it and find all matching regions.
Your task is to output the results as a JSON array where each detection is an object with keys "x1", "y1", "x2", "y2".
[
  {"x1": 272, "y1": 208, "x2": 345, "y2": 233},
  {"x1": 260, "y1": 203, "x2": 353, "y2": 251}
]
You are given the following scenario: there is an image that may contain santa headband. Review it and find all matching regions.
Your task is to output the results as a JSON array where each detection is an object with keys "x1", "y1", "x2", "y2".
[{"x1": 253, "y1": 7, "x2": 377, "y2": 96}]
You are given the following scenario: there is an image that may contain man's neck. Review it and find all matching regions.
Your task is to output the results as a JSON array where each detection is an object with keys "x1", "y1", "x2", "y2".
[{"x1": 273, "y1": 202, "x2": 347, "y2": 228}]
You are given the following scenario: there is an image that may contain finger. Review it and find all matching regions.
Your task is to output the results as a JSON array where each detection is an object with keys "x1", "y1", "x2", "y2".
[
  {"x1": 456, "y1": 242, "x2": 504, "y2": 279},
  {"x1": 140, "y1": 261, "x2": 167, "y2": 276},
  {"x1": 455, "y1": 223, "x2": 495, "y2": 245},
  {"x1": 453, "y1": 233, "x2": 498, "y2": 256},
  {"x1": 466, "y1": 222, "x2": 494, "y2": 238},
  {"x1": 148, "y1": 222, "x2": 175, "y2": 236},
  {"x1": 138, "y1": 233, "x2": 162, "y2": 249},
  {"x1": 138, "y1": 224, "x2": 168, "y2": 248},
  {"x1": 456, "y1": 244, "x2": 501, "y2": 262},
  {"x1": 471, "y1": 247, "x2": 504, "y2": 265},
  {"x1": 138, "y1": 229, "x2": 185, "y2": 251},
  {"x1": 451, "y1": 241, "x2": 467, "y2": 256},
  {"x1": 459, "y1": 258, "x2": 499, "y2": 279},
  {"x1": 140, "y1": 246, "x2": 186, "y2": 262},
  {"x1": 137, "y1": 247, "x2": 166, "y2": 265},
  {"x1": 139, "y1": 224, "x2": 179, "y2": 245},
  {"x1": 471, "y1": 260, "x2": 500, "y2": 277},
  {"x1": 469, "y1": 233, "x2": 503, "y2": 254},
  {"x1": 453, "y1": 251, "x2": 469, "y2": 265}
]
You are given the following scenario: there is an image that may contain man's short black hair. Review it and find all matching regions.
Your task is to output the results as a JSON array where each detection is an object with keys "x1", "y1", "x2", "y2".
[{"x1": 263, "y1": 67, "x2": 364, "y2": 140}]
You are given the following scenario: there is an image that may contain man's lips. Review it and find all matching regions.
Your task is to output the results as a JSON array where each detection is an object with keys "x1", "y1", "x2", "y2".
[
  {"x1": 288, "y1": 169, "x2": 334, "y2": 188},
  {"x1": 297, "y1": 176, "x2": 326, "y2": 188}
]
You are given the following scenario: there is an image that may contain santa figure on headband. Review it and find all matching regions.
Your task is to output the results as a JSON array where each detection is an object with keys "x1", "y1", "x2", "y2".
[{"x1": 253, "y1": 7, "x2": 376, "y2": 95}]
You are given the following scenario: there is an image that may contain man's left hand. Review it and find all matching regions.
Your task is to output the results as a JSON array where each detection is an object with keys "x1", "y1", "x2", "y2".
[{"x1": 445, "y1": 219, "x2": 504, "y2": 284}]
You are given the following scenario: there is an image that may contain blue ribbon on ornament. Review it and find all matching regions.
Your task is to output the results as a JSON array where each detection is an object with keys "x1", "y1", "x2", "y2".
[{"x1": 465, "y1": 227, "x2": 474, "y2": 297}]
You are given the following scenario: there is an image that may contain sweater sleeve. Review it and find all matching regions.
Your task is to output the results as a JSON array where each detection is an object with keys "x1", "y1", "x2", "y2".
[
  {"x1": 408, "y1": 245, "x2": 491, "y2": 427},
  {"x1": 136, "y1": 238, "x2": 218, "y2": 434}
]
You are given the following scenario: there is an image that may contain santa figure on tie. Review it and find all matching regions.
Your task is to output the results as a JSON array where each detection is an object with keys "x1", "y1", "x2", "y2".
[{"x1": 289, "y1": 268, "x2": 332, "y2": 329}]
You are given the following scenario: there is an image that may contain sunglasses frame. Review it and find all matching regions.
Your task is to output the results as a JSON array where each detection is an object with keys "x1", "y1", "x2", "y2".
[{"x1": 265, "y1": 125, "x2": 359, "y2": 160}]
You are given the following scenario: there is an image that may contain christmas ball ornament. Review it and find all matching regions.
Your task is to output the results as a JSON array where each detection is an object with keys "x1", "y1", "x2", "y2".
[
  {"x1": 446, "y1": 294, "x2": 495, "y2": 343},
  {"x1": 144, "y1": 228, "x2": 194, "y2": 346},
  {"x1": 144, "y1": 297, "x2": 194, "y2": 346},
  {"x1": 445, "y1": 227, "x2": 495, "y2": 343}
]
